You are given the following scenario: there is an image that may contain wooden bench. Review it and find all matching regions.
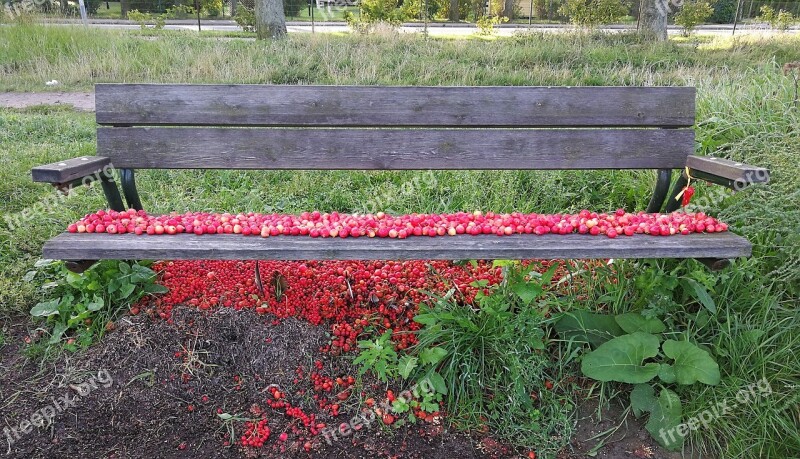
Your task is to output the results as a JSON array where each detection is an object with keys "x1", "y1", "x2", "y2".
[{"x1": 32, "y1": 84, "x2": 769, "y2": 272}]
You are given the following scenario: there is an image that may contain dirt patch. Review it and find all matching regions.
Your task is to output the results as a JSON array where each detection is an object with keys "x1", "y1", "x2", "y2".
[
  {"x1": 0, "y1": 92, "x2": 95, "y2": 111},
  {"x1": 0, "y1": 308, "x2": 487, "y2": 459},
  {"x1": 1, "y1": 307, "x2": 682, "y2": 459},
  {"x1": 566, "y1": 400, "x2": 684, "y2": 459}
]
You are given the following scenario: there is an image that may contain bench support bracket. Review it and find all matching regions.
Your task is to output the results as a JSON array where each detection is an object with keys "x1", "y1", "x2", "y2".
[
  {"x1": 646, "y1": 169, "x2": 672, "y2": 213},
  {"x1": 65, "y1": 260, "x2": 97, "y2": 273},
  {"x1": 120, "y1": 168, "x2": 143, "y2": 210},
  {"x1": 100, "y1": 173, "x2": 126, "y2": 212}
]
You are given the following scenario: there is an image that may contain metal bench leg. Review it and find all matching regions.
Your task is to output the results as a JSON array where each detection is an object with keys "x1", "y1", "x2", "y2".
[
  {"x1": 65, "y1": 260, "x2": 97, "y2": 273},
  {"x1": 100, "y1": 172, "x2": 125, "y2": 212},
  {"x1": 120, "y1": 168, "x2": 143, "y2": 210},
  {"x1": 646, "y1": 169, "x2": 672, "y2": 213}
]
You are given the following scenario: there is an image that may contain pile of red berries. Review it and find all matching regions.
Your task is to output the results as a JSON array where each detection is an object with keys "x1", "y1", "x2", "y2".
[
  {"x1": 147, "y1": 259, "x2": 514, "y2": 352},
  {"x1": 69, "y1": 209, "x2": 729, "y2": 239},
  {"x1": 241, "y1": 419, "x2": 270, "y2": 448}
]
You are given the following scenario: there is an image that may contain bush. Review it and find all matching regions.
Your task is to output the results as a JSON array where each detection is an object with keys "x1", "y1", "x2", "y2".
[
  {"x1": 234, "y1": 2, "x2": 255, "y2": 31},
  {"x1": 708, "y1": 0, "x2": 735, "y2": 23},
  {"x1": 475, "y1": 14, "x2": 508, "y2": 34},
  {"x1": 202, "y1": 0, "x2": 223, "y2": 16},
  {"x1": 558, "y1": 0, "x2": 628, "y2": 27},
  {"x1": 758, "y1": 5, "x2": 797, "y2": 31},
  {"x1": 359, "y1": 0, "x2": 408, "y2": 23},
  {"x1": 283, "y1": 0, "x2": 306, "y2": 17},
  {"x1": 674, "y1": 0, "x2": 714, "y2": 35}
]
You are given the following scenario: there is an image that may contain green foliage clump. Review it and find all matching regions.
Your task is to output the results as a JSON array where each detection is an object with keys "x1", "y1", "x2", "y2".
[
  {"x1": 674, "y1": 0, "x2": 714, "y2": 36},
  {"x1": 234, "y1": 2, "x2": 256, "y2": 32},
  {"x1": 558, "y1": 0, "x2": 628, "y2": 27},
  {"x1": 708, "y1": 0, "x2": 735, "y2": 23},
  {"x1": 29, "y1": 260, "x2": 167, "y2": 350},
  {"x1": 475, "y1": 14, "x2": 509, "y2": 34},
  {"x1": 358, "y1": 0, "x2": 408, "y2": 23},
  {"x1": 758, "y1": 5, "x2": 797, "y2": 32},
  {"x1": 127, "y1": 9, "x2": 166, "y2": 29}
]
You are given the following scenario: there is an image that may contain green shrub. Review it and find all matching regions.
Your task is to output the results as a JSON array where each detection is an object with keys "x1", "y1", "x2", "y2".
[
  {"x1": 758, "y1": 5, "x2": 797, "y2": 31},
  {"x1": 674, "y1": 0, "x2": 714, "y2": 36},
  {"x1": 28, "y1": 260, "x2": 167, "y2": 350},
  {"x1": 234, "y1": 2, "x2": 255, "y2": 32},
  {"x1": 475, "y1": 14, "x2": 508, "y2": 34},
  {"x1": 708, "y1": 0, "x2": 735, "y2": 23},
  {"x1": 558, "y1": 0, "x2": 628, "y2": 27},
  {"x1": 359, "y1": 0, "x2": 408, "y2": 23},
  {"x1": 202, "y1": 0, "x2": 223, "y2": 16}
]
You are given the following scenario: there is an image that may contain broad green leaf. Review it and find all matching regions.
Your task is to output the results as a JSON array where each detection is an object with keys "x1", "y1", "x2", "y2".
[
  {"x1": 22, "y1": 270, "x2": 36, "y2": 282},
  {"x1": 118, "y1": 262, "x2": 131, "y2": 275},
  {"x1": 217, "y1": 413, "x2": 233, "y2": 420},
  {"x1": 662, "y1": 340, "x2": 720, "y2": 385},
  {"x1": 86, "y1": 296, "x2": 105, "y2": 312},
  {"x1": 658, "y1": 363, "x2": 677, "y2": 384},
  {"x1": 49, "y1": 323, "x2": 68, "y2": 344},
  {"x1": 511, "y1": 282, "x2": 543, "y2": 305},
  {"x1": 413, "y1": 314, "x2": 437, "y2": 326},
  {"x1": 144, "y1": 284, "x2": 169, "y2": 294},
  {"x1": 554, "y1": 310, "x2": 624, "y2": 347},
  {"x1": 397, "y1": 355, "x2": 418, "y2": 379},
  {"x1": 30, "y1": 299, "x2": 60, "y2": 317},
  {"x1": 581, "y1": 332, "x2": 661, "y2": 384},
  {"x1": 540, "y1": 262, "x2": 560, "y2": 284},
  {"x1": 683, "y1": 278, "x2": 716, "y2": 314},
  {"x1": 119, "y1": 283, "x2": 136, "y2": 299},
  {"x1": 615, "y1": 313, "x2": 666, "y2": 334},
  {"x1": 630, "y1": 383, "x2": 657, "y2": 417},
  {"x1": 427, "y1": 372, "x2": 448, "y2": 395},
  {"x1": 646, "y1": 389, "x2": 683, "y2": 451},
  {"x1": 419, "y1": 347, "x2": 448, "y2": 366}
]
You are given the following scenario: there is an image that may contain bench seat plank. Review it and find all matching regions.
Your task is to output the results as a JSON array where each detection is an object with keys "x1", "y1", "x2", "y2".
[
  {"x1": 97, "y1": 127, "x2": 693, "y2": 170},
  {"x1": 43, "y1": 232, "x2": 751, "y2": 261}
]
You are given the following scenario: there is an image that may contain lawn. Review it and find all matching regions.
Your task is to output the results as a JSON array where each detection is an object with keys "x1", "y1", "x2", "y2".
[{"x1": 0, "y1": 23, "x2": 798, "y2": 458}]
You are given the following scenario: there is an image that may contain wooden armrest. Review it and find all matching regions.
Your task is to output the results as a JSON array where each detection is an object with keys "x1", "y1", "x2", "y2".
[
  {"x1": 31, "y1": 156, "x2": 111, "y2": 184},
  {"x1": 686, "y1": 156, "x2": 769, "y2": 189}
]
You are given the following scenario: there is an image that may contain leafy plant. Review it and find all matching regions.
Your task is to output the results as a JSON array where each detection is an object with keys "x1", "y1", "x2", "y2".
[
  {"x1": 674, "y1": 0, "x2": 714, "y2": 36},
  {"x1": 475, "y1": 15, "x2": 509, "y2": 35},
  {"x1": 560, "y1": 309, "x2": 719, "y2": 450},
  {"x1": 758, "y1": 6, "x2": 797, "y2": 32},
  {"x1": 558, "y1": 0, "x2": 628, "y2": 27},
  {"x1": 29, "y1": 260, "x2": 167, "y2": 350},
  {"x1": 234, "y1": 3, "x2": 256, "y2": 32},
  {"x1": 353, "y1": 330, "x2": 398, "y2": 381},
  {"x1": 127, "y1": 9, "x2": 166, "y2": 30},
  {"x1": 411, "y1": 261, "x2": 574, "y2": 452}
]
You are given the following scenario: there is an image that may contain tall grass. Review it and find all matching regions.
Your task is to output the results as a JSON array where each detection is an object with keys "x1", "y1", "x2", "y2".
[{"x1": 0, "y1": 25, "x2": 798, "y2": 457}]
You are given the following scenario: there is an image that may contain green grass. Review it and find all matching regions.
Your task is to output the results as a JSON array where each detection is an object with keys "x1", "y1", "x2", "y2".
[{"x1": 0, "y1": 24, "x2": 798, "y2": 457}]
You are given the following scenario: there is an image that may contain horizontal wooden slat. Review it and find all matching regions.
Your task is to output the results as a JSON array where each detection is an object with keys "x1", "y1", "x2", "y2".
[
  {"x1": 686, "y1": 156, "x2": 770, "y2": 184},
  {"x1": 31, "y1": 156, "x2": 110, "y2": 183},
  {"x1": 43, "y1": 232, "x2": 751, "y2": 261},
  {"x1": 95, "y1": 85, "x2": 696, "y2": 128},
  {"x1": 97, "y1": 127, "x2": 694, "y2": 170}
]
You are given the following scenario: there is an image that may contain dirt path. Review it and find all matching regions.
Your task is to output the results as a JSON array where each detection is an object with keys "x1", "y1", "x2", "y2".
[{"x1": 0, "y1": 92, "x2": 95, "y2": 111}]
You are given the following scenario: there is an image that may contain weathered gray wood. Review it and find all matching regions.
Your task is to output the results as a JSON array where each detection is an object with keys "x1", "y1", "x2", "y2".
[
  {"x1": 686, "y1": 156, "x2": 770, "y2": 185},
  {"x1": 97, "y1": 127, "x2": 694, "y2": 170},
  {"x1": 43, "y1": 232, "x2": 752, "y2": 261},
  {"x1": 31, "y1": 156, "x2": 111, "y2": 183},
  {"x1": 95, "y1": 85, "x2": 697, "y2": 128}
]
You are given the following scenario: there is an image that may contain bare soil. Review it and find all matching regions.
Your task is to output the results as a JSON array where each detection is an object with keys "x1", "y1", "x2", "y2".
[{"x1": 0, "y1": 306, "x2": 679, "y2": 459}]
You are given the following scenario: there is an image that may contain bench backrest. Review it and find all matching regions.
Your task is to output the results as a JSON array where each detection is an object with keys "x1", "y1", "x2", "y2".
[{"x1": 95, "y1": 84, "x2": 695, "y2": 171}]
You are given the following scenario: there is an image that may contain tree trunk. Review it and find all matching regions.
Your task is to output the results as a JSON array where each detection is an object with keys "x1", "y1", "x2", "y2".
[
  {"x1": 255, "y1": 0, "x2": 287, "y2": 39},
  {"x1": 120, "y1": 0, "x2": 129, "y2": 18},
  {"x1": 639, "y1": 0, "x2": 667, "y2": 40},
  {"x1": 502, "y1": 0, "x2": 514, "y2": 18},
  {"x1": 231, "y1": 0, "x2": 236, "y2": 17},
  {"x1": 449, "y1": 0, "x2": 458, "y2": 21}
]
